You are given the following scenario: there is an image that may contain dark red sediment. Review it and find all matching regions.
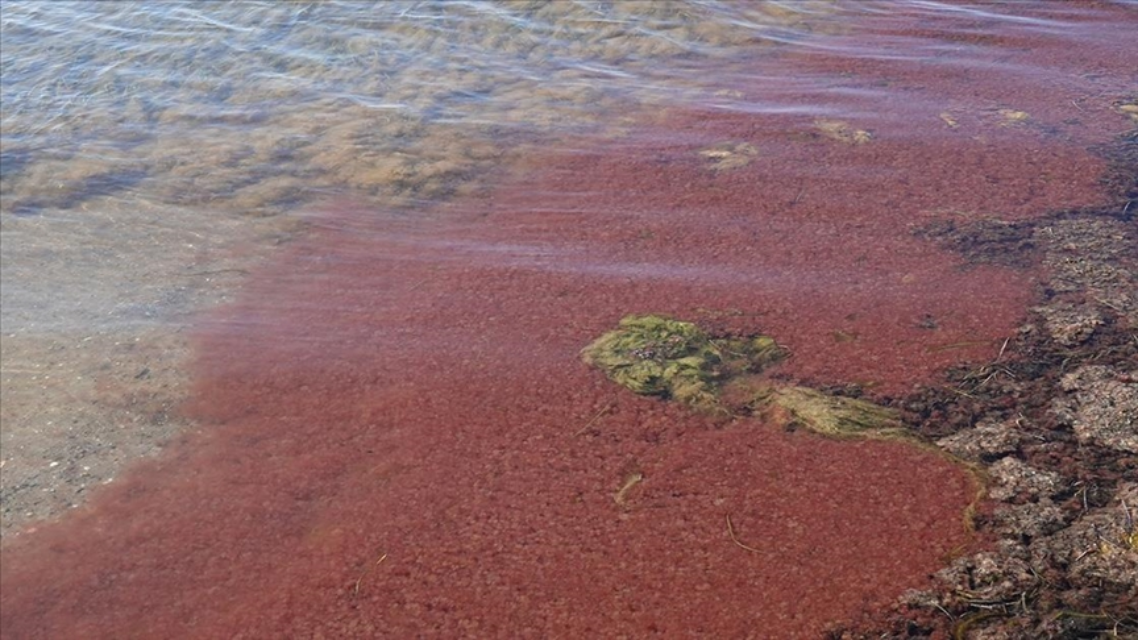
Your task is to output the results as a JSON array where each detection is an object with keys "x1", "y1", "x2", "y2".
[
  {"x1": 0, "y1": 205, "x2": 979, "y2": 638},
  {"x1": 3, "y1": 3, "x2": 1134, "y2": 638}
]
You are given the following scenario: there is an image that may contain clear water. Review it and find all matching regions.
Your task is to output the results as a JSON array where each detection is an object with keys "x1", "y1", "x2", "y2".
[
  {"x1": 1, "y1": 1, "x2": 837, "y2": 216},
  {"x1": 6, "y1": 1, "x2": 1127, "y2": 221}
]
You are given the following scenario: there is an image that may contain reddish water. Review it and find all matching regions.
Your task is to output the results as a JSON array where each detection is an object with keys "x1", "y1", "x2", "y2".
[{"x1": 3, "y1": 3, "x2": 1134, "y2": 638}]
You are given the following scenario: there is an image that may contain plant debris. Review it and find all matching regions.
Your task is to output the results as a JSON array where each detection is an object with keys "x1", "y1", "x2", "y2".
[
  {"x1": 580, "y1": 314, "x2": 784, "y2": 413},
  {"x1": 814, "y1": 118, "x2": 873, "y2": 145},
  {"x1": 698, "y1": 141, "x2": 759, "y2": 171},
  {"x1": 827, "y1": 128, "x2": 1137, "y2": 639},
  {"x1": 583, "y1": 315, "x2": 947, "y2": 448},
  {"x1": 582, "y1": 313, "x2": 987, "y2": 534}
]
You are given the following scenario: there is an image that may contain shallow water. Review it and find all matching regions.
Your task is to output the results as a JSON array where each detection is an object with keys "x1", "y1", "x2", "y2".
[
  {"x1": 3, "y1": 0, "x2": 1132, "y2": 332},
  {"x1": 1, "y1": 1, "x2": 839, "y2": 218},
  {"x1": 1, "y1": 1, "x2": 1136, "y2": 637}
]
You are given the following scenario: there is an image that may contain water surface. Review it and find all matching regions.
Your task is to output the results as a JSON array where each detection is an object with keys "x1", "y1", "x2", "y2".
[{"x1": 1, "y1": 1, "x2": 1135, "y2": 637}]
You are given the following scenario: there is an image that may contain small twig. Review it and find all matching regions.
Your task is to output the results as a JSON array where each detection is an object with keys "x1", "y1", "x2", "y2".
[
  {"x1": 613, "y1": 472, "x2": 643, "y2": 505},
  {"x1": 995, "y1": 337, "x2": 1010, "y2": 362},
  {"x1": 1069, "y1": 539, "x2": 1097, "y2": 560},
  {"x1": 1093, "y1": 296, "x2": 1126, "y2": 313},
  {"x1": 574, "y1": 403, "x2": 614, "y2": 436},
  {"x1": 352, "y1": 553, "x2": 388, "y2": 597},
  {"x1": 181, "y1": 268, "x2": 249, "y2": 278},
  {"x1": 942, "y1": 385, "x2": 976, "y2": 399},
  {"x1": 725, "y1": 515, "x2": 763, "y2": 554}
]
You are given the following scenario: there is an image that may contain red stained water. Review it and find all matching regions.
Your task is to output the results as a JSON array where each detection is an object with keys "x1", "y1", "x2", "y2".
[
  {"x1": 0, "y1": 209, "x2": 980, "y2": 638},
  {"x1": 3, "y1": 3, "x2": 1134, "y2": 638}
]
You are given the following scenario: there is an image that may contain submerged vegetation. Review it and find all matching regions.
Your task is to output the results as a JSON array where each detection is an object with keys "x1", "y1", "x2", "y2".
[
  {"x1": 580, "y1": 315, "x2": 784, "y2": 413},
  {"x1": 582, "y1": 314, "x2": 988, "y2": 533},
  {"x1": 748, "y1": 385, "x2": 908, "y2": 440},
  {"x1": 583, "y1": 314, "x2": 923, "y2": 442}
]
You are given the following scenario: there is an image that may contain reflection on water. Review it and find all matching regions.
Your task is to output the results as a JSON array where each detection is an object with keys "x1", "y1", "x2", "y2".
[
  {"x1": 2, "y1": 1, "x2": 1132, "y2": 220},
  {"x1": 0, "y1": 0, "x2": 840, "y2": 217}
]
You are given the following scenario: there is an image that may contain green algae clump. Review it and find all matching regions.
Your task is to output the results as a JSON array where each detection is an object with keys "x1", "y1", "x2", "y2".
[
  {"x1": 580, "y1": 315, "x2": 784, "y2": 412},
  {"x1": 748, "y1": 385, "x2": 913, "y2": 442},
  {"x1": 745, "y1": 384, "x2": 987, "y2": 533},
  {"x1": 582, "y1": 314, "x2": 987, "y2": 535},
  {"x1": 581, "y1": 315, "x2": 911, "y2": 440}
]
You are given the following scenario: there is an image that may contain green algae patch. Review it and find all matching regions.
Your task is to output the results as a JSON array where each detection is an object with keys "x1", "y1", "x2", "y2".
[
  {"x1": 750, "y1": 384, "x2": 988, "y2": 532},
  {"x1": 581, "y1": 314, "x2": 966, "y2": 453},
  {"x1": 582, "y1": 314, "x2": 987, "y2": 533},
  {"x1": 748, "y1": 385, "x2": 913, "y2": 441},
  {"x1": 580, "y1": 315, "x2": 785, "y2": 412}
]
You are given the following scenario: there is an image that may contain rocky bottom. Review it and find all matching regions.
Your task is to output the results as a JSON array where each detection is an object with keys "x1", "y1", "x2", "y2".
[{"x1": 831, "y1": 142, "x2": 1137, "y2": 638}]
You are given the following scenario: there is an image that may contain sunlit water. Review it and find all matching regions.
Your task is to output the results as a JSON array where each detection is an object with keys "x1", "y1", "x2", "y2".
[
  {"x1": 0, "y1": 1, "x2": 1135, "y2": 635},
  {"x1": 1, "y1": 1, "x2": 837, "y2": 216},
  {"x1": 3, "y1": 1, "x2": 1133, "y2": 329},
  {"x1": 0, "y1": 0, "x2": 854, "y2": 520},
  {"x1": 1, "y1": 0, "x2": 1134, "y2": 513},
  {"x1": 0, "y1": 1, "x2": 838, "y2": 335}
]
